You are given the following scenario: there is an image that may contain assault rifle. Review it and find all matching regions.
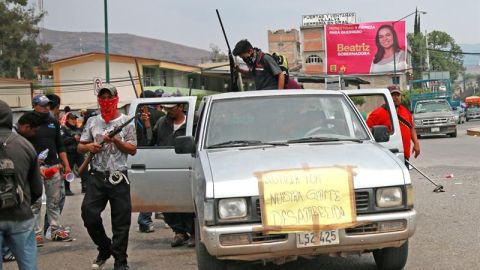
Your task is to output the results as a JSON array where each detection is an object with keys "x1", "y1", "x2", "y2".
[
  {"x1": 216, "y1": 9, "x2": 243, "y2": 92},
  {"x1": 77, "y1": 115, "x2": 135, "y2": 175}
]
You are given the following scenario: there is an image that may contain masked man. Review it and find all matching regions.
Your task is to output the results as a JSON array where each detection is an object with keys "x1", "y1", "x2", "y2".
[{"x1": 78, "y1": 85, "x2": 137, "y2": 270}]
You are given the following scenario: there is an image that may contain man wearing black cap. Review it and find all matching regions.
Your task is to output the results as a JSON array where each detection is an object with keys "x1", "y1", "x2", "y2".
[
  {"x1": 366, "y1": 85, "x2": 420, "y2": 161},
  {"x1": 61, "y1": 112, "x2": 88, "y2": 195},
  {"x1": 78, "y1": 85, "x2": 137, "y2": 270},
  {"x1": 29, "y1": 94, "x2": 72, "y2": 245}
]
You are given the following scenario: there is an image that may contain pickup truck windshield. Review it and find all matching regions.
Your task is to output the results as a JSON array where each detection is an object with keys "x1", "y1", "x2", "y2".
[
  {"x1": 205, "y1": 95, "x2": 369, "y2": 148},
  {"x1": 415, "y1": 101, "x2": 451, "y2": 113}
]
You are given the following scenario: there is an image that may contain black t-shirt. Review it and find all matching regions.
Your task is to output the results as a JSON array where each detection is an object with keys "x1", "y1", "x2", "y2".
[{"x1": 29, "y1": 115, "x2": 65, "y2": 166}]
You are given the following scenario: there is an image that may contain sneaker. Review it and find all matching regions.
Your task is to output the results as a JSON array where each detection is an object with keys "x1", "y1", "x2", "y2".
[
  {"x1": 2, "y1": 250, "x2": 16, "y2": 262},
  {"x1": 66, "y1": 190, "x2": 74, "y2": 196},
  {"x1": 186, "y1": 235, "x2": 196, "y2": 248},
  {"x1": 170, "y1": 232, "x2": 188, "y2": 247},
  {"x1": 139, "y1": 224, "x2": 154, "y2": 233},
  {"x1": 51, "y1": 228, "x2": 73, "y2": 242},
  {"x1": 92, "y1": 253, "x2": 110, "y2": 270},
  {"x1": 36, "y1": 233, "x2": 44, "y2": 247}
]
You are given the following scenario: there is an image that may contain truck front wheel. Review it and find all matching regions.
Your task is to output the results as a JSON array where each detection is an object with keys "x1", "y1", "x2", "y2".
[
  {"x1": 450, "y1": 129, "x2": 457, "y2": 138},
  {"x1": 195, "y1": 219, "x2": 227, "y2": 270},
  {"x1": 373, "y1": 240, "x2": 409, "y2": 270}
]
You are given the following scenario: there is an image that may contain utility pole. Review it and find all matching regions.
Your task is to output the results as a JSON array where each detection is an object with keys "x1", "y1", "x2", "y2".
[
  {"x1": 104, "y1": 0, "x2": 110, "y2": 83},
  {"x1": 425, "y1": 30, "x2": 430, "y2": 71}
]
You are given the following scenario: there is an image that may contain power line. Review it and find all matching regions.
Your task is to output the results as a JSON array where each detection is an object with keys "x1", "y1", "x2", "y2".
[{"x1": 427, "y1": 48, "x2": 480, "y2": 55}]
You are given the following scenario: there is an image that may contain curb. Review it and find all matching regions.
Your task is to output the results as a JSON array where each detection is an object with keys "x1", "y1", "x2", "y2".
[{"x1": 466, "y1": 128, "x2": 480, "y2": 136}]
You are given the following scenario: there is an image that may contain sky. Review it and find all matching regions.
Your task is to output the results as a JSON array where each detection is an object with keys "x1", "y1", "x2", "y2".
[{"x1": 34, "y1": 0, "x2": 480, "y2": 52}]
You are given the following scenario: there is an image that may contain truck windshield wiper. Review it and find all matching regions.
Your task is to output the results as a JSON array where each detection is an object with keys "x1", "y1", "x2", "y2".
[
  {"x1": 208, "y1": 140, "x2": 288, "y2": 149},
  {"x1": 287, "y1": 136, "x2": 363, "y2": 144}
]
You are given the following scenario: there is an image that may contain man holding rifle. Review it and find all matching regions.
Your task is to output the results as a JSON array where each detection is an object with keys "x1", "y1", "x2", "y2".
[{"x1": 78, "y1": 85, "x2": 137, "y2": 270}]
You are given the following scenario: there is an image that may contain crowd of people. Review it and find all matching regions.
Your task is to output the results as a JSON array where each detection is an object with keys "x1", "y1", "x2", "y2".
[{"x1": 0, "y1": 85, "x2": 196, "y2": 270}]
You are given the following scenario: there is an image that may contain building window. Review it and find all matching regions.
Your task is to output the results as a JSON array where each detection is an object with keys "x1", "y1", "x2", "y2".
[{"x1": 306, "y1": 55, "x2": 322, "y2": 64}]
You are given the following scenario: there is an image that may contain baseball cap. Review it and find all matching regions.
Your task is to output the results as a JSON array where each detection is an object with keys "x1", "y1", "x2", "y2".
[
  {"x1": 162, "y1": 104, "x2": 177, "y2": 108},
  {"x1": 97, "y1": 84, "x2": 118, "y2": 97},
  {"x1": 66, "y1": 112, "x2": 78, "y2": 120},
  {"x1": 387, "y1": 85, "x2": 402, "y2": 95},
  {"x1": 32, "y1": 95, "x2": 51, "y2": 106}
]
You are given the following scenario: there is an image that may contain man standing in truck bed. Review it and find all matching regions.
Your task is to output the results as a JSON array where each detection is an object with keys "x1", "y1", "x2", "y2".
[{"x1": 366, "y1": 85, "x2": 421, "y2": 160}]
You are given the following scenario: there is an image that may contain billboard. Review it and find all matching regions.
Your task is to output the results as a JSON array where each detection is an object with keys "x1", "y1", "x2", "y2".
[
  {"x1": 302, "y1": 13, "x2": 356, "y2": 27},
  {"x1": 326, "y1": 21, "x2": 407, "y2": 75}
]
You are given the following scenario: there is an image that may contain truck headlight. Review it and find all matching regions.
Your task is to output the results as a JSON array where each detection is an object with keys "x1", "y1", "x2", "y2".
[
  {"x1": 218, "y1": 198, "x2": 247, "y2": 220},
  {"x1": 448, "y1": 117, "x2": 456, "y2": 124},
  {"x1": 414, "y1": 119, "x2": 422, "y2": 126},
  {"x1": 376, "y1": 187, "x2": 402, "y2": 208}
]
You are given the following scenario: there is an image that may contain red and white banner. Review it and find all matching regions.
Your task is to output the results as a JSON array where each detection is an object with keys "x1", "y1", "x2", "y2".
[{"x1": 326, "y1": 21, "x2": 407, "y2": 75}]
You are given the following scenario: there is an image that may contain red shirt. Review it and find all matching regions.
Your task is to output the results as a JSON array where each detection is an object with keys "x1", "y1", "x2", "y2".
[{"x1": 366, "y1": 105, "x2": 414, "y2": 159}]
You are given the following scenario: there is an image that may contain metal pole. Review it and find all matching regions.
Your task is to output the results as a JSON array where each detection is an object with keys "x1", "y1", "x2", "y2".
[
  {"x1": 134, "y1": 59, "x2": 144, "y2": 95},
  {"x1": 128, "y1": 70, "x2": 138, "y2": 98},
  {"x1": 425, "y1": 30, "x2": 430, "y2": 71},
  {"x1": 104, "y1": 0, "x2": 110, "y2": 83}
]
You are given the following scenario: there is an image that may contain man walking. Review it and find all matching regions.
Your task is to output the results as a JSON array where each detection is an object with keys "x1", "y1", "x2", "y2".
[
  {"x1": 0, "y1": 100, "x2": 43, "y2": 270},
  {"x1": 29, "y1": 94, "x2": 72, "y2": 245},
  {"x1": 78, "y1": 85, "x2": 137, "y2": 270}
]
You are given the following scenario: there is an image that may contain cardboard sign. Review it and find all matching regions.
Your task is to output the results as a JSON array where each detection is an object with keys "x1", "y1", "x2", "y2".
[{"x1": 257, "y1": 166, "x2": 356, "y2": 232}]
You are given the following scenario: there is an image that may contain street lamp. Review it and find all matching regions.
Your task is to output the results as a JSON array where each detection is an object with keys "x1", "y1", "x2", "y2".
[{"x1": 392, "y1": 9, "x2": 427, "y2": 85}]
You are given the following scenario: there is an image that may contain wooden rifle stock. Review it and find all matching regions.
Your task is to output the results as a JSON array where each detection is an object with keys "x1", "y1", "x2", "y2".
[{"x1": 77, "y1": 152, "x2": 93, "y2": 175}]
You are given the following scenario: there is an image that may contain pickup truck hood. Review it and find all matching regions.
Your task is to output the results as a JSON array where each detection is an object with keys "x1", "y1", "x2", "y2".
[
  {"x1": 206, "y1": 142, "x2": 406, "y2": 198},
  {"x1": 414, "y1": 111, "x2": 454, "y2": 119}
]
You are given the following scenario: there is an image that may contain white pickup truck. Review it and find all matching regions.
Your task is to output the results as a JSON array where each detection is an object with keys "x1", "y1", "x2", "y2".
[{"x1": 127, "y1": 89, "x2": 416, "y2": 270}]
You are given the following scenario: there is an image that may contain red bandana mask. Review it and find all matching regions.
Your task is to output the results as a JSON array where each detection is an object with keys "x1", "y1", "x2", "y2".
[{"x1": 97, "y1": 95, "x2": 119, "y2": 123}]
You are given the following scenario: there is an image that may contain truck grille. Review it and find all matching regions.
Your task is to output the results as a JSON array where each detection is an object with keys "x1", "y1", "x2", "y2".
[
  {"x1": 421, "y1": 118, "x2": 447, "y2": 125},
  {"x1": 255, "y1": 191, "x2": 371, "y2": 217},
  {"x1": 345, "y1": 222, "x2": 379, "y2": 235}
]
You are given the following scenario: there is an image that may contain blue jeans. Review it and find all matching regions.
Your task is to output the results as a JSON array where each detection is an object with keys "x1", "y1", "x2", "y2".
[
  {"x1": 0, "y1": 217, "x2": 37, "y2": 270},
  {"x1": 137, "y1": 212, "x2": 153, "y2": 229}
]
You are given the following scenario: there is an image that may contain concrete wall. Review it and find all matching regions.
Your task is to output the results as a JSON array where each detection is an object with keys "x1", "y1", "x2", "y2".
[
  {"x1": 57, "y1": 60, "x2": 138, "y2": 108},
  {"x1": 268, "y1": 29, "x2": 302, "y2": 67},
  {"x1": 0, "y1": 80, "x2": 32, "y2": 108}
]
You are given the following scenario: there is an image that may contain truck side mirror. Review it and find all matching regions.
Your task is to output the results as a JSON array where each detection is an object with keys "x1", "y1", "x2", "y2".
[
  {"x1": 174, "y1": 136, "x2": 195, "y2": 154},
  {"x1": 372, "y1": 125, "x2": 390, "y2": 142}
]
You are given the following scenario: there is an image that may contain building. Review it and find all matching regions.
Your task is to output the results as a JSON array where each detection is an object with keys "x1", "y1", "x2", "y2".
[
  {"x1": 268, "y1": 29, "x2": 302, "y2": 70},
  {"x1": 269, "y1": 13, "x2": 412, "y2": 90},
  {"x1": 0, "y1": 78, "x2": 32, "y2": 108},
  {"x1": 41, "y1": 52, "x2": 202, "y2": 108}
]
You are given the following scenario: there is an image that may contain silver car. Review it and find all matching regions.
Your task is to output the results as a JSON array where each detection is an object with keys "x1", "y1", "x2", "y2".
[{"x1": 128, "y1": 89, "x2": 415, "y2": 270}]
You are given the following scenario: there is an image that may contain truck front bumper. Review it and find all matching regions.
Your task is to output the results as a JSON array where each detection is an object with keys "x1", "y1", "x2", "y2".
[
  {"x1": 415, "y1": 125, "x2": 456, "y2": 136},
  {"x1": 200, "y1": 209, "x2": 416, "y2": 261}
]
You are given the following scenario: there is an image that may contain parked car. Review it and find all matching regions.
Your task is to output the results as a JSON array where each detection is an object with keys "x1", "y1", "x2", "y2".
[
  {"x1": 466, "y1": 106, "x2": 480, "y2": 122},
  {"x1": 127, "y1": 89, "x2": 416, "y2": 270},
  {"x1": 453, "y1": 107, "x2": 466, "y2": 124}
]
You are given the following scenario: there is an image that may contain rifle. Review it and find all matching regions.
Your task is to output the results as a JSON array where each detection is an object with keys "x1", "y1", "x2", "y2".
[
  {"x1": 216, "y1": 9, "x2": 243, "y2": 92},
  {"x1": 77, "y1": 115, "x2": 136, "y2": 175}
]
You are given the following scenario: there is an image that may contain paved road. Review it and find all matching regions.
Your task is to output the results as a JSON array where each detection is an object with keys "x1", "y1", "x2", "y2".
[{"x1": 5, "y1": 121, "x2": 480, "y2": 270}]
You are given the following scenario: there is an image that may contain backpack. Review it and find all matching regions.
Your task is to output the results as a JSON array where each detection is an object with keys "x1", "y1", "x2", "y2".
[
  {"x1": 0, "y1": 133, "x2": 23, "y2": 209},
  {"x1": 263, "y1": 52, "x2": 290, "y2": 84}
]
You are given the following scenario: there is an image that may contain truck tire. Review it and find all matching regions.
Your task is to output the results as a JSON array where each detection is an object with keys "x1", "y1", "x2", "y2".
[
  {"x1": 373, "y1": 240, "x2": 408, "y2": 270},
  {"x1": 195, "y1": 219, "x2": 227, "y2": 270},
  {"x1": 450, "y1": 129, "x2": 457, "y2": 138}
]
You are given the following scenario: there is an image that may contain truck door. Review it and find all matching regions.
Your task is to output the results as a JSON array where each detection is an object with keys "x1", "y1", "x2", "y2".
[
  {"x1": 342, "y1": 89, "x2": 405, "y2": 161},
  {"x1": 127, "y1": 96, "x2": 196, "y2": 212}
]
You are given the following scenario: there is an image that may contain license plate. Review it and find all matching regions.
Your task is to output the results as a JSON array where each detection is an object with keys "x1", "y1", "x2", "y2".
[
  {"x1": 431, "y1": 127, "x2": 440, "y2": 132},
  {"x1": 296, "y1": 230, "x2": 339, "y2": 248}
]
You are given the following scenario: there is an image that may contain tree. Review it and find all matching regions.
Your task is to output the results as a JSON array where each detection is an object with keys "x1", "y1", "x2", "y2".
[
  {"x1": 408, "y1": 30, "x2": 464, "y2": 81},
  {"x1": 0, "y1": 0, "x2": 51, "y2": 79},
  {"x1": 427, "y1": 30, "x2": 464, "y2": 81},
  {"x1": 209, "y1": 44, "x2": 228, "y2": 63}
]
